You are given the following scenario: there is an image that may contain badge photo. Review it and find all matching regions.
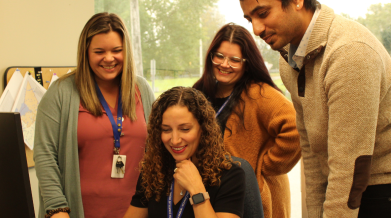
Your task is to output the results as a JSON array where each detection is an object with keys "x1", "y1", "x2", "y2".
[{"x1": 111, "y1": 155, "x2": 126, "y2": 178}]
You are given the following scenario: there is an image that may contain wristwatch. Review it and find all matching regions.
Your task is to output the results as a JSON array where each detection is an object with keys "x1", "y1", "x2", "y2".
[{"x1": 189, "y1": 192, "x2": 210, "y2": 205}]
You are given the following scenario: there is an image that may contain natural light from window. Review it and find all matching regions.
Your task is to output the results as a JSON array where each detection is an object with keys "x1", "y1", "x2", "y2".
[{"x1": 95, "y1": 1, "x2": 391, "y2": 217}]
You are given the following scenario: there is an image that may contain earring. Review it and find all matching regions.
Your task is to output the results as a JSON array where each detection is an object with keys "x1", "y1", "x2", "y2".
[{"x1": 297, "y1": 4, "x2": 300, "y2": 8}]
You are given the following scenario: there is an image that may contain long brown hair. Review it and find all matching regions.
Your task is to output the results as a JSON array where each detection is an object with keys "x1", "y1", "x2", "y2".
[
  {"x1": 140, "y1": 87, "x2": 233, "y2": 202},
  {"x1": 193, "y1": 23, "x2": 280, "y2": 132},
  {"x1": 63, "y1": 12, "x2": 138, "y2": 120}
]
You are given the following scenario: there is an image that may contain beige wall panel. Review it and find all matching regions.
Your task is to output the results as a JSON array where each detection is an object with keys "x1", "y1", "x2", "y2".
[
  {"x1": 0, "y1": 0, "x2": 94, "y2": 94},
  {"x1": 0, "y1": 0, "x2": 95, "y2": 215}
]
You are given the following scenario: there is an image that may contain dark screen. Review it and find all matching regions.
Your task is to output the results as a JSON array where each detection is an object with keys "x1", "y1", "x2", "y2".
[{"x1": 0, "y1": 112, "x2": 35, "y2": 217}]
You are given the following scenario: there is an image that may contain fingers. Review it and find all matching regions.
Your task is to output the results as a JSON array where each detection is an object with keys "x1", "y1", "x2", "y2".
[{"x1": 173, "y1": 161, "x2": 206, "y2": 196}]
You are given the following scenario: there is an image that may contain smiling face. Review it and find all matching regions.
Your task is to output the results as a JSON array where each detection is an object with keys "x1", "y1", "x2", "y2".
[
  {"x1": 88, "y1": 31, "x2": 124, "y2": 85},
  {"x1": 213, "y1": 41, "x2": 245, "y2": 94},
  {"x1": 241, "y1": 0, "x2": 304, "y2": 50},
  {"x1": 161, "y1": 105, "x2": 202, "y2": 162}
]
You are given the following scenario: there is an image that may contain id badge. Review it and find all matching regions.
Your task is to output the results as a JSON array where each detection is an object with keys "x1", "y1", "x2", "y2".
[{"x1": 111, "y1": 154, "x2": 126, "y2": 178}]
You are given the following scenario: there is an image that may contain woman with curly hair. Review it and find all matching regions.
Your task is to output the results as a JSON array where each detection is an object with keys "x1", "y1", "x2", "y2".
[
  {"x1": 193, "y1": 23, "x2": 301, "y2": 218},
  {"x1": 123, "y1": 86, "x2": 246, "y2": 218}
]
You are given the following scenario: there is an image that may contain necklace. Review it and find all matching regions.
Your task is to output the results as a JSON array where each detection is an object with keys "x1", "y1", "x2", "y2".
[
  {"x1": 168, "y1": 180, "x2": 189, "y2": 218},
  {"x1": 177, "y1": 182, "x2": 184, "y2": 196}
]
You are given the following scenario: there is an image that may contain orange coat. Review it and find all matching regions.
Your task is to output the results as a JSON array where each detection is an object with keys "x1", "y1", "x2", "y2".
[{"x1": 223, "y1": 83, "x2": 301, "y2": 218}]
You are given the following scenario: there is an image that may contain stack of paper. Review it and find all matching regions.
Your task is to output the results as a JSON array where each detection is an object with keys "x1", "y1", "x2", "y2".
[
  {"x1": 0, "y1": 69, "x2": 23, "y2": 112},
  {"x1": 0, "y1": 69, "x2": 47, "y2": 150}
]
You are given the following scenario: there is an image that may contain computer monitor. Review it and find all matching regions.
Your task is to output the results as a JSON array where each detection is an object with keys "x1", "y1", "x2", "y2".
[{"x1": 0, "y1": 112, "x2": 35, "y2": 217}]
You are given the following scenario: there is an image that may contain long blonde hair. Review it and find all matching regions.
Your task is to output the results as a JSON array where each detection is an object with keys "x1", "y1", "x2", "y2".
[{"x1": 65, "y1": 12, "x2": 137, "y2": 120}]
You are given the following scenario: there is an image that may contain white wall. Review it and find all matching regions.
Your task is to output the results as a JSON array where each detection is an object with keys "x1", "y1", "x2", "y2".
[{"x1": 0, "y1": 0, "x2": 94, "y2": 215}]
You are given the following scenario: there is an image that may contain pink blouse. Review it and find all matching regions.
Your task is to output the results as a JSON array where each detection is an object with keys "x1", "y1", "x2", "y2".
[{"x1": 78, "y1": 87, "x2": 147, "y2": 218}]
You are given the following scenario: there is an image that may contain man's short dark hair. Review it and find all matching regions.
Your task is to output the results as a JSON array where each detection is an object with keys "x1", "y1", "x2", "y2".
[{"x1": 279, "y1": 0, "x2": 318, "y2": 12}]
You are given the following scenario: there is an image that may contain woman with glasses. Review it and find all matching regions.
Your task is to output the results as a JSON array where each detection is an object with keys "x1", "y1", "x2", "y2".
[{"x1": 193, "y1": 23, "x2": 301, "y2": 218}]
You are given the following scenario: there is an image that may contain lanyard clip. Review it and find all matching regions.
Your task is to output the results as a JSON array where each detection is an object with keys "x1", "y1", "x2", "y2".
[{"x1": 113, "y1": 147, "x2": 120, "y2": 155}]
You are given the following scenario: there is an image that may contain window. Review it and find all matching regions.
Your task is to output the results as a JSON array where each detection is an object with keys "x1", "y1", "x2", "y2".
[{"x1": 95, "y1": 0, "x2": 226, "y2": 97}]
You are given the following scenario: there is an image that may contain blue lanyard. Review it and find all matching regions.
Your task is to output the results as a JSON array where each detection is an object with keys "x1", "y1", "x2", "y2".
[
  {"x1": 95, "y1": 83, "x2": 123, "y2": 154},
  {"x1": 167, "y1": 180, "x2": 190, "y2": 218},
  {"x1": 215, "y1": 92, "x2": 233, "y2": 118}
]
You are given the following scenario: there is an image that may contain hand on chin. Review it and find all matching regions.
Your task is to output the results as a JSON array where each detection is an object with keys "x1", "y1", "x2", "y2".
[{"x1": 174, "y1": 159, "x2": 205, "y2": 195}]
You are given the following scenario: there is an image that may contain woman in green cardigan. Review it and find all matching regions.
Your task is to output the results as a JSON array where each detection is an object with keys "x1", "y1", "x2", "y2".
[{"x1": 33, "y1": 13, "x2": 154, "y2": 218}]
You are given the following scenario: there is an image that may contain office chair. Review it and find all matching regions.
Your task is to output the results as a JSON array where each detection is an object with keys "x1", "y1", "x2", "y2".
[{"x1": 232, "y1": 156, "x2": 264, "y2": 218}]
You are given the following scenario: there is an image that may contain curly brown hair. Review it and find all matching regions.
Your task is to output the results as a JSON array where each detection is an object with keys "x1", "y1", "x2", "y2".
[{"x1": 140, "y1": 86, "x2": 234, "y2": 202}]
